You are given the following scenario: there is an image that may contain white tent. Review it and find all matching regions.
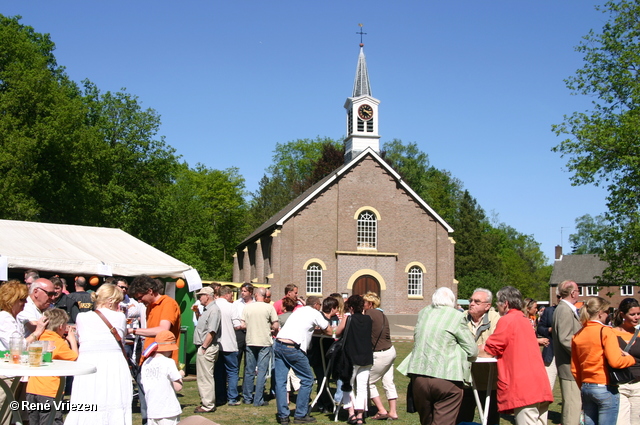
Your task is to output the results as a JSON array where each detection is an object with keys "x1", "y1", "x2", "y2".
[{"x1": 0, "y1": 219, "x2": 198, "y2": 279}]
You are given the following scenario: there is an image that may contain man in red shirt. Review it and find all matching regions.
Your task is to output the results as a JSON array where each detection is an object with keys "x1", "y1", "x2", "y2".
[{"x1": 273, "y1": 284, "x2": 304, "y2": 315}]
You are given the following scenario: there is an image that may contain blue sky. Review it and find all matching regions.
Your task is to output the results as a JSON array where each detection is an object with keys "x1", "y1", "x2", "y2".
[{"x1": 3, "y1": 1, "x2": 610, "y2": 264}]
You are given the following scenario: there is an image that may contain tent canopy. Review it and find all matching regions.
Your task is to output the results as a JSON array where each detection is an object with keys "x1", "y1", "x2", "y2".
[{"x1": 0, "y1": 219, "x2": 196, "y2": 278}]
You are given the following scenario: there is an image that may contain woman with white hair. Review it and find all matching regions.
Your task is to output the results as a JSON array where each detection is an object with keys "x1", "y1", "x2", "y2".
[{"x1": 397, "y1": 287, "x2": 477, "y2": 425}]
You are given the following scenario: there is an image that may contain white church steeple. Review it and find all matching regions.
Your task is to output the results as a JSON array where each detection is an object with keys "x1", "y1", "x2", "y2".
[{"x1": 344, "y1": 27, "x2": 380, "y2": 163}]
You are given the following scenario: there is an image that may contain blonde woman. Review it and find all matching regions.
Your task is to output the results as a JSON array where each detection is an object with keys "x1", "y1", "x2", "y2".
[
  {"x1": 363, "y1": 292, "x2": 398, "y2": 420},
  {"x1": 65, "y1": 283, "x2": 132, "y2": 425},
  {"x1": 571, "y1": 297, "x2": 636, "y2": 425}
]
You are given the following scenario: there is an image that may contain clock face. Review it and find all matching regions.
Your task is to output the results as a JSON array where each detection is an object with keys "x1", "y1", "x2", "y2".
[{"x1": 358, "y1": 104, "x2": 374, "y2": 121}]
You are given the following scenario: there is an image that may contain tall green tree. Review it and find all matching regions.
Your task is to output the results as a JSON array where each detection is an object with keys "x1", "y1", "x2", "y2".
[
  {"x1": 552, "y1": 0, "x2": 640, "y2": 284},
  {"x1": 569, "y1": 214, "x2": 611, "y2": 254}
]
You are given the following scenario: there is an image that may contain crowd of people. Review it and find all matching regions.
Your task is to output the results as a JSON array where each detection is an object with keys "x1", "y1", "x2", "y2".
[{"x1": 2, "y1": 271, "x2": 640, "y2": 425}]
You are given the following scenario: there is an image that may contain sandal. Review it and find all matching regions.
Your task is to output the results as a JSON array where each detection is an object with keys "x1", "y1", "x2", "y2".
[
  {"x1": 356, "y1": 419, "x2": 365, "y2": 425},
  {"x1": 386, "y1": 416, "x2": 399, "y2": 421},
  {"x1": 369, "y1": 413, "x2": 389, "y2": 420},
  {"x1": 347, "y1": 415, "x2": 358, "y2": 425}
]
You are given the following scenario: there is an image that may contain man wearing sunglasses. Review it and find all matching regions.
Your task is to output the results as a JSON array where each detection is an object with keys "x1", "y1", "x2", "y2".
[{"x1": 17, "y1": 278, "x2": 55, "y2": 337}]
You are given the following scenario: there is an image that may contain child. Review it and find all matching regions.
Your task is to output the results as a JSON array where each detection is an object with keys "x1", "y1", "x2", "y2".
[
  {"x1": 26, "y1": 308, "x2": 78, "y2": 425},
  {"x1": 141, "y1": 330, "x2": 184, "y2": 425}
]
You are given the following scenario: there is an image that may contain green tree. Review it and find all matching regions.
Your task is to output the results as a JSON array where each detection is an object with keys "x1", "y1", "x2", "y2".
[
  {"x1": 552, "y1": 0, "x2": 640, "y2": 284},
  {"x1": 163, "y1": 165, "x2": 247, "y2": 280},
  {"x1": 569, "y1": 214, "x2": 611, "y2": 254}
]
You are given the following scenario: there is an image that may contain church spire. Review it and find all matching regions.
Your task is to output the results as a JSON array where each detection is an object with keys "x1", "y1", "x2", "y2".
[
  {"x1": 343, "y1": 24, "x2": 380, "y2": 163},
  {"x1": 352, "y1": 25, "x2": 371, "y2": 97}
]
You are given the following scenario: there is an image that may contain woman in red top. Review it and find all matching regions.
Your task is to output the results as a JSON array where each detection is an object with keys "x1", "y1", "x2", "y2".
[{"x1": 571, "y1": 297, "x2": 636, "y2": 425}]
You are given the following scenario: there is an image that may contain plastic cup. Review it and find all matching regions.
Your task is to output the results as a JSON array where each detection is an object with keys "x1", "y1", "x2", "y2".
[
  {"x1": 10, "y1": 336, "x2": 22, "y2": 365},
  {"x1": 28, "y1": 342, "x2": 43, "y2": 367}
]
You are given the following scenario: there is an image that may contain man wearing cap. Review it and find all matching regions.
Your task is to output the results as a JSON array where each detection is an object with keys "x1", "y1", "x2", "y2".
[{"x1": 193, "y1": 286, "x2": 221, "y2": 413}]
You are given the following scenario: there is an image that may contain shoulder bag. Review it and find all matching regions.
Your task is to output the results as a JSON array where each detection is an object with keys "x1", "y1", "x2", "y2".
[
  {"x1": 95, "y1": 309, "x2": 139, "y2": 379},
  {"x1": 600, "y1": 326, "x2": 639, "y2": 385}
]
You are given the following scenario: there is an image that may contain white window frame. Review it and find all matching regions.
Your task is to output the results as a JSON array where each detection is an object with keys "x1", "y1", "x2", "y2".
[
  {"x1": 577, "y1": 286, "x2": 584, "y2": 296},
  {"x1": 306, "y1": 263, "x2": 322, "y2": 294},
  {"x1": 357, "y1": 211, "x2": 377, "y2": 250},
  {"x1": 621, "y1": 285, "x2": 634, "y2": 296},
  {"x1": 407, "y1": 266, "x2": 423, "y2": 297},
  {"x1": 585, "y1": 285, "x2": 598, "y2": 296}
]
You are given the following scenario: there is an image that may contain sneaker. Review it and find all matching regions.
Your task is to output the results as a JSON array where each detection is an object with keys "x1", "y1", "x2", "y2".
[
  {"x1": 243, "y1": 400, "x2": 253, "y2": 405},
  {"x1": 294, "y1": 415, "x2": 316, "y2": 424},
  {"x1": 277, "y1": 417, "x2": 290, "y2": 425},
  {"x1": 228, "y1": 400, "x2": 241, "y2": 406},
  {"x1": 193, "y1": 406, "x2": 216, "y2": 413},
  {"x1": 255, "y1": 401, "x2": 269, "y2": 407}
]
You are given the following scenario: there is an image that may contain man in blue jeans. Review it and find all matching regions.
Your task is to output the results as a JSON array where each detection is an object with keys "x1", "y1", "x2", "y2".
[
  {"x1": 274, "y1": 296, "x2": 338, "y2": 424},
  {"x1": 242, "y1": 287, "x2": 280, "y2": 406}
]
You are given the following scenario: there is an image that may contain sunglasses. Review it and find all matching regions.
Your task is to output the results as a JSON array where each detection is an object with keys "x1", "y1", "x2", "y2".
[
  {"x1": 35, "y1": 287, "x2": 56, "y2": 298},
  {"x1": 117, "y1": 285, "x2": 129, "y2": 290}
]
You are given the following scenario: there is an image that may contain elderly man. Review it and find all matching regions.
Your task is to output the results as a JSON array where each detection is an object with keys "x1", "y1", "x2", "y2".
[
  {"x1": 24, "y1": 269, "x2": 39, "y2": 289},
  {"x1": 214, "y1": 286, "x2": 241, "y2": 406},
  {"x1": 457, "y1": 288, "x2": 500, "y2": 425},
  {"x1": 552, "y1": 280, "x2": 582, "y2": 425},
  {"x1": 193, "y1": 286, "x2": 221, "y2": 413},
  {"x1": 17, "y1": 278, "x2": 55, "y2": 336},
  {"x1": 274, "y1": 296, "x2": 337, "y2": 424},
  {"x1": 242, "y1": 287, "x2": 279, "y2": 406}
]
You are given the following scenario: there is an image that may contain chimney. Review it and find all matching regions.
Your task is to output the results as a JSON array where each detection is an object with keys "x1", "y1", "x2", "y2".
[{"x1": 555, "y1": 245, "x2": 563, "y2": 260}]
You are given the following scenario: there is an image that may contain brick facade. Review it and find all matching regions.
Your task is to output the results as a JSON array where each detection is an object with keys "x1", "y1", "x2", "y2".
[{"x1": 233, "y1": 152, "x2": 455, "y2": 314}]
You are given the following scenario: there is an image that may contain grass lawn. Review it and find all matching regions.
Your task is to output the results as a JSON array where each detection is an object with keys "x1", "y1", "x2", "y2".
[{"x1": 128, "y1": 341, "x2": 563, "y2": 425}]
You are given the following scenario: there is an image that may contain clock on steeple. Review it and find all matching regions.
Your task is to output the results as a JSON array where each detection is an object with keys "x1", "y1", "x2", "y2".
[{"x1": 344, "y1": 26, "x2": 380, "y2": 163}]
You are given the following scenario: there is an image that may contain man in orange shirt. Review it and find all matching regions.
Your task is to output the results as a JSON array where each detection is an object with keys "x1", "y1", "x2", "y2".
[
  {"x1": 129, "y1": 275, "x2": 181, "y2": 364},
  {"x1": 129, "y1": 275, "x2": 181, "y2": 425}
]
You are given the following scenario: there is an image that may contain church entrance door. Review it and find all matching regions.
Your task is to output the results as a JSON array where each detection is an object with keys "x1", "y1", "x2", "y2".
[{"x1": 352, "y1": 274, "x2": 381, "y2": 298}]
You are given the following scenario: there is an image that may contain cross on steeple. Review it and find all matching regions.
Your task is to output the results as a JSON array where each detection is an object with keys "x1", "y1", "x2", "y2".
[{"x1": 356, "y1": 23, "x2": 367, "y2": 46}]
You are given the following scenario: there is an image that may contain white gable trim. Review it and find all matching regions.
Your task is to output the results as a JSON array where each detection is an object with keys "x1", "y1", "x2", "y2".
[{"x1": 276, "y1": 147, "x2": 454, "y2": 233}]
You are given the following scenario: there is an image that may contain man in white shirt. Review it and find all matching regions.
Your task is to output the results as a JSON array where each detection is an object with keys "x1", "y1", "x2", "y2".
[
  {"x1": 215, "y1": 286, "x2": 241, "y2": 406},
  {"x1": 274, "y1": 296, "x2": 337, "y2": 424},
  {"x1": 17, "y1": 278, "x2": 55, "y2": 336}
]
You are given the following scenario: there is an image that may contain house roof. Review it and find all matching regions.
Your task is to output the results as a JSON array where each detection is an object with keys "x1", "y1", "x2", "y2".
[
  {"x1": 549, "y1": 254, "x2": 608, "y2": 286},
  {"x1": 0, "y1": 219, "x2": 197, "y2": 278},
  {"x1": 238, "y1": 147, "x2": 454, "y2": 248}
]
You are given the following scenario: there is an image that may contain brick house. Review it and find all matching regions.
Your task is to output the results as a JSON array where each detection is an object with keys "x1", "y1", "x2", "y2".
[
  {"x1": 232, "y1": 44, "x2": 455, "y2": 314},
  {"x1": 549, "y1": 247, "x2": 637, "y2": 308}
]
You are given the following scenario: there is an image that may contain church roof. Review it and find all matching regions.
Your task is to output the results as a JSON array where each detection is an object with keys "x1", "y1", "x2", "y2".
[
  {"x1": 238, "y1": 147, "x2": 453, "y2": 248},
  {"x1": 352, "y1": 46, "x2": 371, "y2": 97}
]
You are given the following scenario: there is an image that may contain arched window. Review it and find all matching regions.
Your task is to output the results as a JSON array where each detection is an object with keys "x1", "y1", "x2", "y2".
[
  {"x1": 357, "y1": 210, "x2": 377, "y2": 249},
  {"x1": 306, "y1": 263, "x2": 322, "y2": 294},
  {"x1": 407, "y1": 266, "x2": 423, "y2": 296}
]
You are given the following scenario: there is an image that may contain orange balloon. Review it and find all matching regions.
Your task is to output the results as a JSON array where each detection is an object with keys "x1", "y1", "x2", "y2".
[
  {"x1": 176, "y1": 278, "x2": 185, "y2": 289},
  {"x1": 89, "y1": 276, "x2": 100, "y2": 286}
]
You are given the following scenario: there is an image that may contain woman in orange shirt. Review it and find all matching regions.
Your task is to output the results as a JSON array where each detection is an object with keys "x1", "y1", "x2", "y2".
[{"x1": 571, "y1": 297, "x2": 636, "y2": 425}]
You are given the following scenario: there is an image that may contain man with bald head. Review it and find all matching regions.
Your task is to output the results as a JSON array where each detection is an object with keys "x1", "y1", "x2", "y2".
[
  {"x1": 17, "y1": 278, "x2": 55, "y2": 336},
  {"x1": 552, "y1": 279, "x2": 582, "y2": 425}
]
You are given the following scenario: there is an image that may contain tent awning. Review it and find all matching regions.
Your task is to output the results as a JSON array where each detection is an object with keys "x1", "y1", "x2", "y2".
[{"x1": 0, "y1": 219, "x2": 196, "y2": 278}]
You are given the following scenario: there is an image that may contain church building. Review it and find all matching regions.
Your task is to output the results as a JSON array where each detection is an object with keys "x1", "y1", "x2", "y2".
[{"x1": 233, "y1": 42, "x2": 455, "y2": 314}]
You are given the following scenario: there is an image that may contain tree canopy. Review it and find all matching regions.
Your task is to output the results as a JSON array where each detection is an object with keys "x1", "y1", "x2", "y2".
[
  {"x1": 553, "y1": 0, "x2": 640, "y2": 284},
  {"x1": 0, "y1": 15, "x2": 246, "y2": 280}
]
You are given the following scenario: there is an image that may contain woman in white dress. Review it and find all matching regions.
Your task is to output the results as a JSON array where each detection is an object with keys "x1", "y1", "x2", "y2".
[{"x1": 65, "y1": 283, "x2": 132, "y2": 425}]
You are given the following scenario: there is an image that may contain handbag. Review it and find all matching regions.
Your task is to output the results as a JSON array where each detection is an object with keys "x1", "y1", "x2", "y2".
[
  {"x1": 94, "y1": 309, "x2": 139, "y2": 379},
  {"x1": 600, "y1": 326, "x2": 639, "y2": 385}
]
